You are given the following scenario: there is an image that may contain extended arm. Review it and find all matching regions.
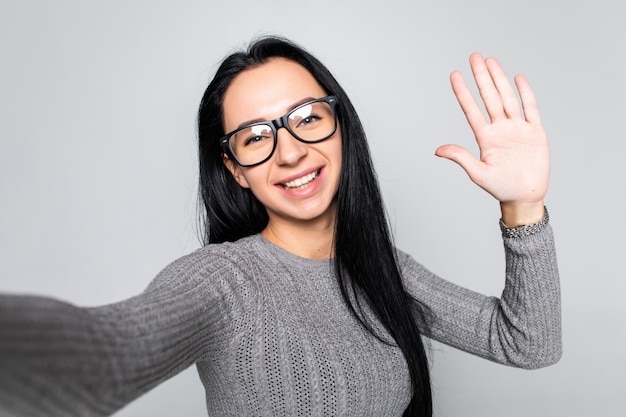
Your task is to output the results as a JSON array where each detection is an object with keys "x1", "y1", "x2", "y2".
[
  {"x1": 0, "y1": 248, "x2": 237, "y2": 417},
  {"x1": 409, "y1": 54, "x2": 561, "y2": 366}
]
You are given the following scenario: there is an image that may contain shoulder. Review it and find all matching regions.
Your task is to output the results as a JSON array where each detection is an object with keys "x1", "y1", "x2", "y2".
[
  {"x1": 394, "y1": 247, "x2": 440, "y2": 288},
  {"x1": 145, "y1": 235, "x2": 265, "y2": 293},
  {"x1": 394, "y1": 247, "x2": 423, "y2": 274}
]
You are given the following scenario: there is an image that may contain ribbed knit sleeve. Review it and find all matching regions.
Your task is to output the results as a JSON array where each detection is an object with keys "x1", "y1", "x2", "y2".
[
  {"x1": 399, "y1": 224, "x2": 561, "y2": 369},
  {"x1": 0, "y1": 244, "x2": 253, "y2": 417}
]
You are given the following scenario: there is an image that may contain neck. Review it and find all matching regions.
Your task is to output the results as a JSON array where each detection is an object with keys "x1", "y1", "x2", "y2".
[{"x1": 261, "y1": 215, "x2": 336, "y2": 260}]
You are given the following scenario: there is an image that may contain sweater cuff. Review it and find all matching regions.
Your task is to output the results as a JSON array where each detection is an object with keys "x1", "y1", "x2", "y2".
[{"x1": 499, "y1": 206, "x2": 549, "y2": 238}]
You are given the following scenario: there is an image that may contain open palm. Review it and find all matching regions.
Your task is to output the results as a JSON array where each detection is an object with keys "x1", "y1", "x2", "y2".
[{"x1": 436, "y1": 53, "x2": 549, "y2": 206}]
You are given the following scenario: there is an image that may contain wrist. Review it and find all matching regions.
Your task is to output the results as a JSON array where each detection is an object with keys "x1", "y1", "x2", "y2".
[{"x1": 500, "y1": 201, "x2": 546, "y2": 228}]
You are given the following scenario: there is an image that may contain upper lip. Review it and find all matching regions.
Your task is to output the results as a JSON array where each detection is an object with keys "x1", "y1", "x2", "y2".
[{"x1": 276, "y1": 166, "x2": 323, "y2": 185}]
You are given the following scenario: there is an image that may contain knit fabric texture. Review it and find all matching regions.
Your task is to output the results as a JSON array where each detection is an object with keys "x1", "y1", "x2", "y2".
[{"x1": 0, "y1": 224, "x2": 561, "y2": 416}]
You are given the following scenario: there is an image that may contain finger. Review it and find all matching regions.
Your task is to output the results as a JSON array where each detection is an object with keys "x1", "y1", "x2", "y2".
[
  {"x1": 515, "y1": 74, "x2": 543, "y2": 127},
  {"x1": 485, "y1": 57, "x2": 521, "y2": 119},
  {"x1": 450, "y1": 70, "x2": 487, "y2": 133},
  {"x1": 469, "y1": 52, "x2": 506, "y2": 122},
  {"x1": 435, "y1": 144, "x2": 487, "y2": 186}
]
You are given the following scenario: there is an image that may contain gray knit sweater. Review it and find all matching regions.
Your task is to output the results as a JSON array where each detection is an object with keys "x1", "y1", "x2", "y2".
[{"x1": 0, "y1": 225, "x2": 561, "y2": 417}]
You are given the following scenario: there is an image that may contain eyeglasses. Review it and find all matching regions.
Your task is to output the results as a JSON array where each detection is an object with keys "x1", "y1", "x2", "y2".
[{"x1": 220, "y1": 96, "x2": 338, "y2": 167}]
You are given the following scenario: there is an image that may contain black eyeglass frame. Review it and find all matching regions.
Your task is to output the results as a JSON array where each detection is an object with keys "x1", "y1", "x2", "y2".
[{"x1": 220, "y1": 95, "x2": 338, "y2": 167}]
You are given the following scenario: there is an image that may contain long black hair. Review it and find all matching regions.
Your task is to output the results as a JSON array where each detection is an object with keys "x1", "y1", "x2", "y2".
[{"x1": 197, "y1": 36, "x2": 432, "y2": 417}]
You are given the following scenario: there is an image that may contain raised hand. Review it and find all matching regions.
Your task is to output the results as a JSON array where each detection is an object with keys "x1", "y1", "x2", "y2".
[{"x1": 435, "y1": 53, "x2": 549, "y2": 227}]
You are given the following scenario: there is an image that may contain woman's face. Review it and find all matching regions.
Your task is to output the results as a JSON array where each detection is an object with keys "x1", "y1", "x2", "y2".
[{"x1": 222, "y1": 58, "x2": 342, "y2": 229}]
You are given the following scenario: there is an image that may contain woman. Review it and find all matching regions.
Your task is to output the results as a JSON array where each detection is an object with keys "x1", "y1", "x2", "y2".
[{"x1": 0, "y1": 37, "x2": 560, "y2": 417}]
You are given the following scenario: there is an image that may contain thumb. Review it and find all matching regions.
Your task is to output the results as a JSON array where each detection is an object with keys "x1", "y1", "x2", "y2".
[{"x1": 435, "y1": 144, "x2": 485, "y2": 185}]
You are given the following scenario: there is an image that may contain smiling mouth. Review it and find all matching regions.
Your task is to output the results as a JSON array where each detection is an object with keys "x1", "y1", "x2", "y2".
[{"x1": 281, "y1": 169, "x2": 321, "y2": 190}]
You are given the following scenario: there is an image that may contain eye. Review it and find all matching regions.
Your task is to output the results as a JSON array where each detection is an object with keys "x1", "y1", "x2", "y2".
[
  {"x1": 290, "y1": 103, "x2": 319, "y2": 128},
  {"x1": 297, "y1": 114, "x2": 321, "y2": 127},
  {"x1": 243, "y1": 133, "x2": 271, "y2": 146},
  {"x1": 236, "y1": 124, "x2": 273, "y2": 147}
]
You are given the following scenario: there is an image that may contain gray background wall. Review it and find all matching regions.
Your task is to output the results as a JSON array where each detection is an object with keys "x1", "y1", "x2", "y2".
[{"x1": 1, "y1": 1, "x2": 624, "y2": 416}]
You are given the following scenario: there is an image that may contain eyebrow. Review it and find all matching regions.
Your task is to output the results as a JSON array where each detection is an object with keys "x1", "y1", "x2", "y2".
[{"x1": 235, "y1": 96, "x2": 318, "y2": 130}]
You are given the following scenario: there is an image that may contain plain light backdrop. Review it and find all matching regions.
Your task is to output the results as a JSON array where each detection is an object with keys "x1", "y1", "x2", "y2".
[{"x1": 1, "y1": 1, "x2": 624, "y2": 416}]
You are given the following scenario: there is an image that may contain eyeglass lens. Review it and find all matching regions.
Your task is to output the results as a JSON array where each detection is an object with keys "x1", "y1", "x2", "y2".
[{"x1": 228, "y1": 99, "x2": 335, "y2": 166}]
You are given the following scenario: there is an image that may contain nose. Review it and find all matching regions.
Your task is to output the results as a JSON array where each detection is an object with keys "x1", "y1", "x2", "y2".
[{"x1": 274, "y1": 127, "x2": 307, "y2": 166}]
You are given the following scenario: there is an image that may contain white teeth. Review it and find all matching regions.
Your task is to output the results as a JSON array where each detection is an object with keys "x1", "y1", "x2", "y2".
[{"x1": 283, "y1": 170, "x2": 320, "y2": 189}]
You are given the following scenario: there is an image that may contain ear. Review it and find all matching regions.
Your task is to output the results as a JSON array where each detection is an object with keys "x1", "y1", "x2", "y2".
[{"x1": 222, "y1": 154, "x2": 250, "y2": 189}]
